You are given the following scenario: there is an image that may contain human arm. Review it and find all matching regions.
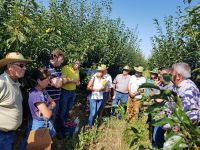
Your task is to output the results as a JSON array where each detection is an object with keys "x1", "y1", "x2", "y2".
[
  {"x1": 48, "y1": 96, "x2": 56, "y2": 110},
  {"x1": 50, "y1": 77, "x2": 63, "y2": 88},
  {"x1": 35, "y1": 102, "x2": 52, "y2": 119}
]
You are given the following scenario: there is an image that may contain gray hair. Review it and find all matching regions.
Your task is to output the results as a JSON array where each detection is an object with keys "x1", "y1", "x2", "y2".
[{"x1": 172, "y1": 62, "x2": 191, "y2": 79}]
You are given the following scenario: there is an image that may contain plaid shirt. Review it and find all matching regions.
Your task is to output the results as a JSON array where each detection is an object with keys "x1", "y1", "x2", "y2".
[{"x1": 175, "y1": 79, "x2": 200, "y2": 122}]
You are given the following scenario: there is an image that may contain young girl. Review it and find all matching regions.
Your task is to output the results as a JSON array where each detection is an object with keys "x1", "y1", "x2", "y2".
[{"x1": 28, "y1": 68, "x2": 56, "y2": 137}]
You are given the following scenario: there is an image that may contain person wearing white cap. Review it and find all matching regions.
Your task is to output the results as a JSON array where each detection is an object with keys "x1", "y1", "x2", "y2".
[
  {"x1": 0, "y1": 52, "x2": 32, "y2": 150},
  {"x1": 127, "y1": 66, "x2": 146, "y2": 122}
]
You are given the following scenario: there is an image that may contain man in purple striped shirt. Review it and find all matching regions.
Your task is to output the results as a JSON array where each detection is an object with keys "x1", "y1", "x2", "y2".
[{"x1": 171, "y1": 62, "x2": 200, "y2": 123}]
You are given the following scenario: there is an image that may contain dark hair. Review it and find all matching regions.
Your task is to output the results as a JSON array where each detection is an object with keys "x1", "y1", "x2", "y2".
[
  {"x1": 50, "y1": 48, "x2": 64, "y2": 60},
  {"x1": 32, "y1": 68, "x2": 51, "y2": 82}
]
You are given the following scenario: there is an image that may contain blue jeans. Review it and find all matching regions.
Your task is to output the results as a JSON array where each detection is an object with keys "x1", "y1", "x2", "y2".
[
  {"x1": 59, "y1": 89, "x2": 76, "y2": 123},
  {"x1": 111, "y1": 91, "x2": 128, "y2": 115},
  {"x1": 88, "y1": 99, "x2": 103, "y2": 126},
  {"x1": 153, "y1": 126, "x2": 165, "y2": 148},
  {"x1": 52, "y1": 100, "x2": 59, "y2": 123},
  {"x1": 31, "y1": 119, "x2": 56, "y2": 138},
  {"x1": 0, "y1": 131, "x2": 16, "y2": 150},
  {"x1": 100, "y1": 92, "x2": 109, "y2": 109}
]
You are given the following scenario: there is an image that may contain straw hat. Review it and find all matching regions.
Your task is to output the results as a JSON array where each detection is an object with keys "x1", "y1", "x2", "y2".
[
  {"x1": 123, "y1": 65, "x2": 130, "y2": 70},
  {"x1": 134, "y1": 66, "x2": 144, "y2": 73},
  {"x1": 97, "y1": 66, "x2": 105, "y2": 71},
  {"x1": 0, "y1": 52, "x2": 32, "y2": 68},
  {"x1": 100, "y1": 64, "x2": 108, "y2": 70}
]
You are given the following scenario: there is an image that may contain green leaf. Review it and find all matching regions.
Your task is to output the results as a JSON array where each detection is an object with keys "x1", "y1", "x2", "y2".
[
  {"x1": 152, "y1": 118, "x2": 174, "y2": 127},
  {"x1": 139, "y1": 83, "x2": 160, "y2": 90}
]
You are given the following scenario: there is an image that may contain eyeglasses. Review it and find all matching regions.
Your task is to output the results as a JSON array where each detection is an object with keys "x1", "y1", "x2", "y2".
[
  {"x1": 12, "y1": 63, "x2": 26, "y2": 69},
  {"x1": 151, "y1": 76, "x2": 158, "y2": 80}
]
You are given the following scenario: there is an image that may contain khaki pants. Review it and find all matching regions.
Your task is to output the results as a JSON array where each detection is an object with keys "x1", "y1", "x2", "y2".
[{"x1": 126, "y1": 96, "x2": 141, "y2": 122}]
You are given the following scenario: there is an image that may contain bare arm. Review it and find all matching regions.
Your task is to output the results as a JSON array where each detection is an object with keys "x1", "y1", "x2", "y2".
[
  {"x1": 48, "y1": 96, "x2": 56, "y2": 110},
  {"x1": 36, "y1": 102, "x2": 52, "y2": 119},
  {"x1": 50, "y1": 77, "x2": 63, "y2": 88}
]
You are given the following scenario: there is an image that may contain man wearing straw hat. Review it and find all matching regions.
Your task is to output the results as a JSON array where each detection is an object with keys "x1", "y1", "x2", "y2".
[
  {"x1": 0, "y1": 52, "x2": 32, "y2": 150},
  {"x1": 127, "y1": 66, "x2": 146, "y2": 122}
]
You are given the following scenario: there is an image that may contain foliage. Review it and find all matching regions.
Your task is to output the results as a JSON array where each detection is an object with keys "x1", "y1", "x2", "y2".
[
  {"x1": 112, "y1": 103, "x2": 127, "y2": 120},
  {"x1": 149, "y1": 4, "x2": 200, "y2": 86},
  {"x1": 123, "y1": 113, "x2": 150, "y2": 150},
  {"x1": 142, "y1": 83, "x2": 200, "y2": 149},
  {"x1": 0, "y1": 0, "x2": 146, "y2": 75},
  {"x1": 75, "y1": 124, "x2": 99, "y2": 150}
]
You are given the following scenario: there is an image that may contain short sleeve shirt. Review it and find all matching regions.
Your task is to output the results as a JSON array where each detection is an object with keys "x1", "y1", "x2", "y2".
[
  {"x1": 113, "y1": 74, "x2": 130, "y2": 93},
  {"x1": 61, "y1": 65, "x2": 80, "y2": 91},
  {"x1": 46, "y1": 63, "x2": 62, "y2": 102},
  {"x1": 28, "y1": 88, "x2": 51, "y2": 121}
]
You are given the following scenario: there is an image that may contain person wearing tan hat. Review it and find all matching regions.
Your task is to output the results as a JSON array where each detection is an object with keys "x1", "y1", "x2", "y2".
[
  {"x1": 0, "y1": 52, "x2": 32, "y2": 150},
  {"x1": 111, "y1": 65, "x2": 131, "y2": 116},
  {"x1": 126, "y1": 66, "x2": 146, "y2": 122},
  {"x1": 87, "y1": 65, "x2": 106, "y2": 126},
  {"x1": 98, "y1": 64, "x2": 112, "y2": 118}
]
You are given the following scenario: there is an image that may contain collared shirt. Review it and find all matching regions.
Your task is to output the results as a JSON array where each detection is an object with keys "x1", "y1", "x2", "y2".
[
  {"x1": 0, "y1": 72, "x2": 23, "y2": 131},
  {"x1": 61, "y1": 65, "x2": 80, "y2": 91},
  {"x1": 175, "y1": 79, "x2": 200, "y2": 122},
  {"x1": 113, "y1": 74, "x2": 130, "y2": 93},
  {"x1": 129, "y1": 75, "x2": 146, "y2": 99},
  {"x1": 46, "y1": 63, "x2": 62, "y2": 102}
]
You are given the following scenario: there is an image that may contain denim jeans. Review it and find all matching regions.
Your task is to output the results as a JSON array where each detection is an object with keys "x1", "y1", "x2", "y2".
[
  {"x1": 88, "y1": 99, "x2": 103, "y2": 126},
  {"x1": 153, "y1": 126, "x2": 165, "y2": 148},
  {"x1": 100, "y1": 92, "x2": 109, "y2": 109},
  {"x1": 0, "y1": 131, "x2": 16, "y2": 150},
  {"x1": 52, "y1": 100, "x2": 59, "y2": 123},
  {"x1": 31, "y1": 119, "x2": 56, "y2": 138},
  {"x1": 111, "y1": 91, "x2": 128, "y2": 115},
  {"x1": 59, "y1": 89, "x2": 76, "y2": 123}
]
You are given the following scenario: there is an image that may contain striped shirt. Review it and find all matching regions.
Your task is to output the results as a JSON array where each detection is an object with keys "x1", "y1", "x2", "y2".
[
  {"x1": 176, "y1": 79, "x2": 200, "y2": 122},
  {"x1": 45, "y1": 63, "x2": 62, "y2": 102}
]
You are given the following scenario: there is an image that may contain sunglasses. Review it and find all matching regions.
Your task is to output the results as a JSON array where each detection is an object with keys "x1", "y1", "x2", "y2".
[
  {"x1": 12, "y1": 63, "x2": 26, "y2": 68},
  {"x1": 151, "y1": 76, "x2": 158, "y2": 80}
]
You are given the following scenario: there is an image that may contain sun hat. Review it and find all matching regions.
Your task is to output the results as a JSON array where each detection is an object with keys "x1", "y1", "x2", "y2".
[
  {"x1": 0, "y1": 52, "x2": 32, "y2": 68},
  {"x1": 97, "y1": 66, "x2": 105, "y2": 71},
  {"x1": 123, "y1": 65, "x2": 130, "y2": 70},
  {"x1": 134, "y1": 66, "x2": 144, "y2": 73},
  {"x1": 100, "y1": 64, "x2": 108, "y2": 70},
  {"x1": 150, "y1": 68, "x2": 159, "y2": 74}
]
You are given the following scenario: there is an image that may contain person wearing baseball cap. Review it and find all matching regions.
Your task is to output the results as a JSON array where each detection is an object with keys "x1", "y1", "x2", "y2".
[{"x1": 0, "y1": 52, "x2": 32, "y2": 150}]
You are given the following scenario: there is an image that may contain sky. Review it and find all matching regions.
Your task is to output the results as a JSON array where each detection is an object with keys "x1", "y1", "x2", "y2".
[{"x1": 111, "y1": 0, "x2": 200, "y2": 58}]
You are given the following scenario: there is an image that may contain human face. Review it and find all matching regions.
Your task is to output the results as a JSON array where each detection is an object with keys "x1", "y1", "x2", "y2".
[
  {"x1": 9, "y1": 62, "x2": 27, "y2": 79},
  {"x1": 73, "y1": 61, "x2": 80, "y2": 70},
  {"x1": 150, "y1": 74, "x2": 158, "y2": 81},
  {"x1": 171, "y1": 69, "x2": 182, "y2": 86},
  {"x1": 54, "y1": 56, "x2": 64, "y2": 67},
  {"x1": 122, "y1": 70, "x2": 129, "y2": 75},
  {"x1": 38, "y1": 77, "x2": 50, "y2": 89},
  {"x1": 96, "y1": 70, "x2": 104, "y2": 78}
]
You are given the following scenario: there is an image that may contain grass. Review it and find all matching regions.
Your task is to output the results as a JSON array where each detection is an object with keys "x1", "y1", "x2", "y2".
[{"x1": 89, "y1": 117, "x2": 129, "y2": 150}]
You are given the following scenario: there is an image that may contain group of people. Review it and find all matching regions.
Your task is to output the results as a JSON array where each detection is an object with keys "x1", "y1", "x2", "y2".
[
  {"x1": 0, "y1": 49, "x2": 80, "y2": 149},
  {"x1": 0, "y1": 49, "x2": 199, "y2": 150}
]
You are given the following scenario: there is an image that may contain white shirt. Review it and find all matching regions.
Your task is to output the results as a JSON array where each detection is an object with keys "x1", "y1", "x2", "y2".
[
  {"x1": 91, "y1": 77, "x2": 105, "y2": 100},
  {"x1": 103, "y1": 74, "x2": 112, "y2": 92},
  {"x1": 129, "y1": 75, "x2": 146, "y2": 99}
]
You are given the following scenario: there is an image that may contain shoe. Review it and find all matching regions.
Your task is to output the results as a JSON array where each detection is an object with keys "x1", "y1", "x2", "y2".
[{"x1": 64, "y1": 121, "x2": 77, "y2": 127}]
